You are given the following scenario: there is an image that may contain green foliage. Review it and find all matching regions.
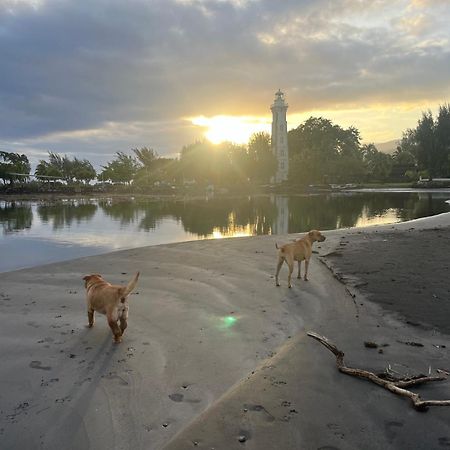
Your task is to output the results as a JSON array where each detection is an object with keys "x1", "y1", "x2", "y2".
[
  {"x1": 247, "y1": 132, "x2": 277, "y2": 183},
  {"x1": 411, "y1": 105, "x2": 450, "y2": 179},
  {"x1": 288, "y1": 117, "x2": 364, "y2": 184},
  {"x1": 133, "y1": 147, "x2": 158, "y2": 167},
  {"x1": 0, "y1": 151, "x2": 31, "y2": 184},
  {"x1": 72, "y1": 158, "x2": 97, "y2": 184},
  {"x1": 179, "y1": 140, "x2": 249, "y2": 185},
  {"x1": 435, "y1": 104, "x2": 450, "y2": 177},
  {"x1": 132, "y1": 147, "x2": 182, "y2": 188},
  {"x1": 35, "y1": 152, "x2": 96, "y2": 183},
  {"x1": 99, "y1": 152, "x2": 139, "y2": 184},
  {"x1": 361, "y1": 144, "x2": 393, "y2": 182}
]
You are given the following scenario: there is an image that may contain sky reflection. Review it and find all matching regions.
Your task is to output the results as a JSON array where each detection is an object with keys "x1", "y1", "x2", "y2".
[{"x1": 0, "y1": 193, "x2": 449, "y2": 273}]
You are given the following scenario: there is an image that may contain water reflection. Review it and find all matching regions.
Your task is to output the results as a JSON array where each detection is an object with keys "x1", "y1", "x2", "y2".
[
  {"x1": 0, "y1": 192, "x2": 449, "y2": 272},
  {"x1": 37, "y1": 199, "x2": 97, "y2": 229},
  {"x1": 99, "y1": 199, "x2": 140, "y2": 226},
  {"x1": 1, "y1": 193, "x2": 449, "y2": 238},
  {"x1": 168, "y1": 197, "x2": 277, "y2": 237},
  {"x1": 0, "y1": 201, "x2": 33, "y2": 233}
]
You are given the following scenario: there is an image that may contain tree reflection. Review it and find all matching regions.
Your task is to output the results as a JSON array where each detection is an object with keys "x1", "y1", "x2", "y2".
[
  {"x1": 5, "y1": 193, "x2": 447, "y2": 238},
  {"x1": 138, "y1": 200, "x2": 170, "y2": 231},
  {"x1": 101, "y1": 194, "x2": 450, "y2": 236},
  {"x1": 0, "y1": 201, "x2": 33, "y2": 233},
  {"x1": 286, "y1": 192, "x2": 449, "y2": 233},
  {"x1": 37, "y1": 200, "x2": 97, "y2": 229},
  {"x1": 98, "y1": 199, "x2": 140, "y2": 225},
  {"x1": 152, "y1": 197, "x2": 278, "y2": 237}
]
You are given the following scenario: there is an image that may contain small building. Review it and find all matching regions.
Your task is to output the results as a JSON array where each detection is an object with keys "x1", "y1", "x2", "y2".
[{"x1": 271, "y1": 89, "x2": 289, "y2": 183}]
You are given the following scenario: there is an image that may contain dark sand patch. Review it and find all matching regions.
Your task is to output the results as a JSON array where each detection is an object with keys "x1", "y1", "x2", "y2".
[{"x1": 323, "y1": 226, "x2": 450, "y2": 334}]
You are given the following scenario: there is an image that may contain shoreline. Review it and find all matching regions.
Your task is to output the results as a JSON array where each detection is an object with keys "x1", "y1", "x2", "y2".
[
  {"x1": 2, "y1": 183, "x2": 450, "y2": 203},
  {"x1": 1, "y1": 213, "x2": 449, "y2": 449}
]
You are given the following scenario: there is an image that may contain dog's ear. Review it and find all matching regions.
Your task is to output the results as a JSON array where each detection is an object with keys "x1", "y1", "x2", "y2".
[{"x1": 83, "y1": 274, "x2": 102, "y2": 280}]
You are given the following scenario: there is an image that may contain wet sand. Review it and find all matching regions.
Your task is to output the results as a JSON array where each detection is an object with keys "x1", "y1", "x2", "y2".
[
  {"x1": 323, "y1": 224, "x2": 450, "y2": 334},
  {"x1": 1, "y1": 213, "x2": 450, "y2": 449}
]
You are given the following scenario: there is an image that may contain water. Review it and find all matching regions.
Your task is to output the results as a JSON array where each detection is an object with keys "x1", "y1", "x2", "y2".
[{"x1": 1, "y1": 190, "x2": 449, "y2": 273}]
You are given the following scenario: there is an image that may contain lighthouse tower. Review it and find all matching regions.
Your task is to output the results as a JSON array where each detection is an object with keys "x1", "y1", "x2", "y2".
[{"x1": 271, "y1": 89, "x2": 289, "y2": 183}]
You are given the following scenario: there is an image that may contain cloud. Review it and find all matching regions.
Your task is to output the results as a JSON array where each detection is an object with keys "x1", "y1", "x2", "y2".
[{"x1": 0, "y1": 0, "x2": 449, "y2": 164}]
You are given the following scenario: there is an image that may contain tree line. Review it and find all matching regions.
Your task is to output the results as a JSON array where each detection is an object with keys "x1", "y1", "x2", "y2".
[{"x1": 1, "y1": 104, "x2": 449, "y2": 189}]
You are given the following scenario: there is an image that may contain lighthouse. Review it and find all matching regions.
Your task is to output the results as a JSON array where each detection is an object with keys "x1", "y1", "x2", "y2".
[{"x1": 271, "y1": 89, "x2": 289, "y2": 183}]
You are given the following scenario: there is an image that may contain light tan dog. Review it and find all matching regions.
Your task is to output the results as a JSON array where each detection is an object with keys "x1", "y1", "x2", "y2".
[
  {"x1": 275, "y1": 230, "x2": 326, "y2": 288},
  {"x1": 83, "y1": 272, "x2": 140, "y2": 343}
]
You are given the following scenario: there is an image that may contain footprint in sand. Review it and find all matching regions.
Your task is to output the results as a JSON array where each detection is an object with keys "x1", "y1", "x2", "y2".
[
  {"x1": 168, "y1": 393, "x2": 201, "y2": 404},
  {"x1": 30, "y1": 361, "x2": 52, "y2": 371},
  {"x1": 243, "y1": 403, "x2": 275, "y2": 422},
  {"x1": 74, "y1": 377, "x2": 92, "y2": 386},
  {"x1": 40, "y1": 378, "x2": 59, "y2": 387},
  {"x1": 384, "y1": 421, "x2": 403, "y2": 443},
  {"x1": 102, "y1": 371, "x2": 129, "y2": 385},
  {"x1": 168, "y1": 393, "x2": 184, "y2": 402}
]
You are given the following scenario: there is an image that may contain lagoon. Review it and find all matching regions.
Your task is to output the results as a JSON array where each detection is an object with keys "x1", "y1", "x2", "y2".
[{"x1": 1, "y1": 190, "x2": 449, "y2": 273}]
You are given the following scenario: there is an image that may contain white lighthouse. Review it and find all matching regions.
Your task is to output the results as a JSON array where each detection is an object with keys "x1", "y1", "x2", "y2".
[{"x1": 271, "y1": 89, "x2": 289, "y2": 183}]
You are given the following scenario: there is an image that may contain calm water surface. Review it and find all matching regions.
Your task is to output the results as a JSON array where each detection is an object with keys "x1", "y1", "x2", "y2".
[{"x1": 1, "y1": 190, "x2": 449, "y2": 273}]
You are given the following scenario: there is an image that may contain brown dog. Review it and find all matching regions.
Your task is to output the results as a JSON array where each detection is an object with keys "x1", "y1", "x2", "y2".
[
  {"x1": 275, "y1": 230, "x2": 326, "y2": 288},
  {"x1": 83, "y1": 272, "x2": 140, "y2": 343}
]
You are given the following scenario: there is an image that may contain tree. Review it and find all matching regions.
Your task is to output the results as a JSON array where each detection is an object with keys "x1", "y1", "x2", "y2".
[
  {"x1": 0, "y1": 151, "x2": 30, "y2": 184},
  {"x1": 435, "y1": 104, "x2": 450, "y2": 177},
  {"x1": 35, "y1": 152, "x2": 96, "y2": 183},
  {"x1": 415, "y1": 111, "x2": 437, "y2": 179},
  {"x1": 400, "y1": 105, "x2": 450, "y2": 180},
  {"x1": 288, "y1": 117, "x2": 364, "y2": 184},
  {"x1": 99, "y1": 152, "x2": 139, "y2": 184},
  {"x1": 247, "y1": 132, "x2": 277, "y2": 183},
  {"x1": 133, "y1": 147, "x2": 160, "y2": 186},
  {"x1": 72, "y1": 158, "x2": 96, "y2": 184},
  {"x1": 391, "y1": 134, "x2": 417, "y2": 180},
  {"x1": 35, "y1": 155, "x2": 63, "y2": 182},
  {"x1": 133, "y1": 147, "x2": 158, "y2": 168},
  {"x1": 362, "y1": 144, "x2": 393, "y2": 181}
]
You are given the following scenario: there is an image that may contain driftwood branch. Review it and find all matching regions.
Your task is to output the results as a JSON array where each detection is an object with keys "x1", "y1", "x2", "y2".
[{"x1": 307, "y1": 331, "x2": 450, "y2": 411}]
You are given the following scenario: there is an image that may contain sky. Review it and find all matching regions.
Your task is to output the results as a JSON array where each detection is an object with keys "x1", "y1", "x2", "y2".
[{"x1": 1, "y1": 0, "x2": 449, "y2": 169}]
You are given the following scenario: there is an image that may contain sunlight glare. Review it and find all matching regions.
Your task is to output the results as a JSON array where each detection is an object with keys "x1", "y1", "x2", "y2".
[
  {"x1": 190, "y1": 115, "x2": 270, "y2": 145},
  {"x1": 211, "y1": 214, "x2": 254, "y2": 239}
]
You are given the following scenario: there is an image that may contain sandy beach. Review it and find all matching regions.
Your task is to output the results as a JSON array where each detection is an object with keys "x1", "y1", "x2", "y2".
[{"x1": 1, "y1": 213, "x2": 450, "y2": 449}]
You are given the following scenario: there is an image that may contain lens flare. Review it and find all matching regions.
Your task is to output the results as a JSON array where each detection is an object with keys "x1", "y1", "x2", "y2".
[{"x1": 221, "y1": 316, "x2": 238, "y2": 328}]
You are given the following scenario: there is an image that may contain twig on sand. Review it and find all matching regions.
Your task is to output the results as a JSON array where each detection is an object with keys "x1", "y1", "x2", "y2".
[{"x1": 307, "y1": 331, "x2": 450, "y2": 411}]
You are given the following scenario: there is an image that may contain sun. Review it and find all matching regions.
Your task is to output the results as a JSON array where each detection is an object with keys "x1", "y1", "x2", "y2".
[{"x1": 190, "y1": 115, "x2": 271, "y2": 145}]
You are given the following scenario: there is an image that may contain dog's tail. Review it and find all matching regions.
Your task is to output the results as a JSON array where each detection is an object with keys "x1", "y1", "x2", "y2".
[{"x1": 120, "y1": 272, "x2": 140, "y2": 297}]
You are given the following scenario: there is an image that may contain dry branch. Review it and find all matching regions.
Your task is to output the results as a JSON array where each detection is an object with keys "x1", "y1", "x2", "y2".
[{"x1": 307, "y1": 331, "x2": 450, "y2": 411}]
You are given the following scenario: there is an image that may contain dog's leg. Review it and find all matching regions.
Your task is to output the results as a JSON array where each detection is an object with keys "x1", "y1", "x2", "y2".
[
  {"x1": 304, "y1": 258, "x2": 310, "y2": 281},
  {"x1": 119, "y1": 317, "x2": 128, "y2": 336},
  {"x1": 297, "y1": 260, "x2": 302, "y2": 279},
  {"x1": 275, "y1": 257, "x2": 284, "y2": 287},
  {"x1": 287, "y1": 259, "x2": 294, "y2": 288},
  {"x1": 87, "y1": 309, "x2": 95, "y2": 328},
  {"x1": 107, "y1": 312, "x2": 123, "y2": 343}
]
